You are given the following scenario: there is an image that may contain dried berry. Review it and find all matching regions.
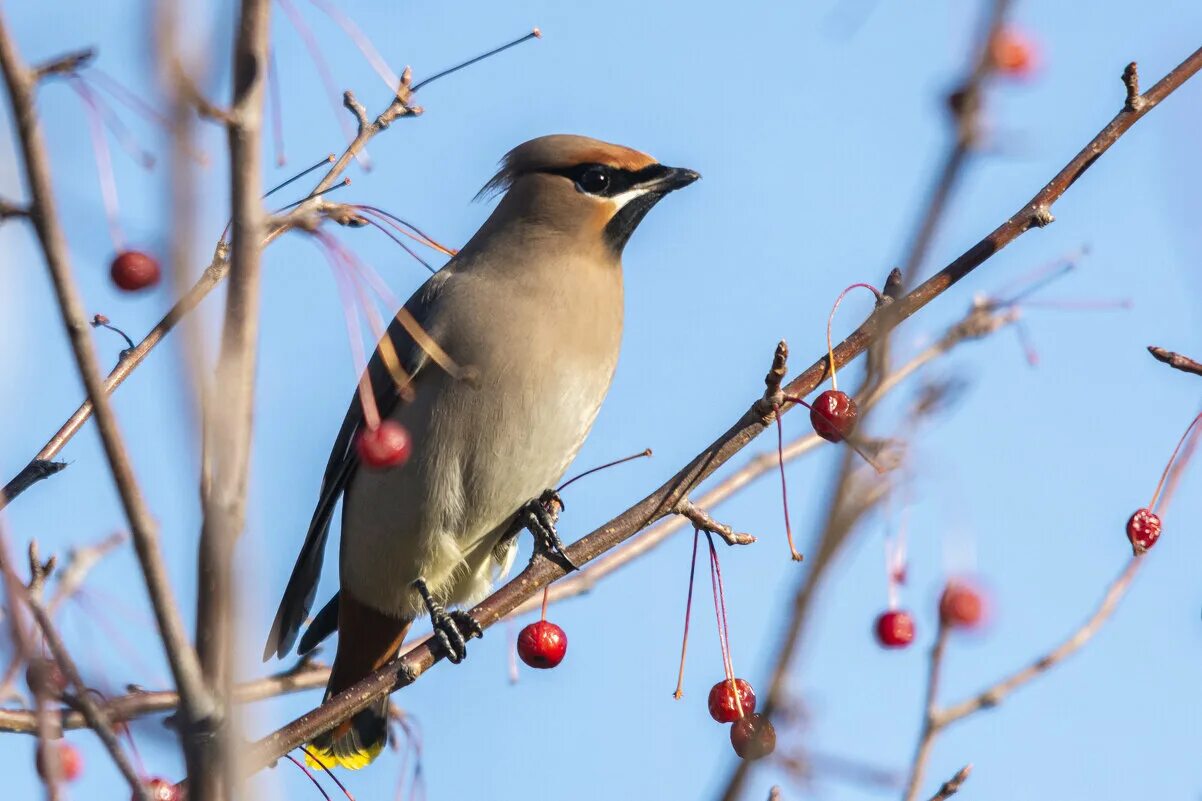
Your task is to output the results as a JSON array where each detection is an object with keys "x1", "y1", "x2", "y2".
[{"x1": 729, "y1": 713, "x2": 776, "y2": 760}]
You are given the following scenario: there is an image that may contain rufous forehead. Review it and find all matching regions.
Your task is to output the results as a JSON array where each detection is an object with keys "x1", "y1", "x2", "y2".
[{"x1": 562, "y1": 145, "x2": 656, "y2": 171}]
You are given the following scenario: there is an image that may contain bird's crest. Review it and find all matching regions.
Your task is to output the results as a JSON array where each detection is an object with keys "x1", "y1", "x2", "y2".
[{"x1": 475, "y1": 134, "x2": 656, "y2": 200}]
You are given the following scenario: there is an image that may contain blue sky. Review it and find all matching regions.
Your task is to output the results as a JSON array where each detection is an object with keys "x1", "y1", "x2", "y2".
[{"x1": 1, "y1": 1, "x2": 1200, "y2": 800}]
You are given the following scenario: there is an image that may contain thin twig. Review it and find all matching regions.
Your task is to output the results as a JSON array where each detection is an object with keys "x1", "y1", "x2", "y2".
[
  {"x1": 898, "y1": 0, "x2": 1013, "y2": 286},
  {"x1": 0, "y1": 661, "x2": 331, "y2": 734},
  {"x1": 1147, "y1": 345, "x2": 1202, "y2": 378},
  {"x1": 902, "y1": 558, "x2": 1141, "y2": 800},
  {"x1": 675, "y1": 499, "x2": 756, "y2": 546},
  {"x1": 0, "y1": 538, "x2": 151, "y2": 801},
  {"x1": 926, "y1": 764, "x2": 972, "y2": 801},
  {"x1": 937, "y1": 558, "x2": 1141, "y2": 726},
  {"x1": 902, "y1": 623, "x2": 951, "y2": 801}
]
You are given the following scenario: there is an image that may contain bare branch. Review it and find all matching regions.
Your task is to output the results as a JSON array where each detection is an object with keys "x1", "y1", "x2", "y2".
[
  {"x1": 926, "y1": 764, "x2": 972, "y2": 801},
  {"x1": 24, "y1": 597, "x2": 151, "y2": 801},
  {"x1": 1147, "y1": 345, "x2": 1202, "y2": 378},
  {"x1": 937, "y1": 558, "x2": 1141, "y2": 725},
  {"x1": 191, "y1": 0, "x2": 272, "y2": 795},
  {"x1": 899, "y1": 0, "x2": 1014, "y2": 285},
  {"x1": 30, "y1": 47, "x2": 94, "y2": 81},
  {"x1": 0, "y1": 11, "x2": 214, "y2": 735},
  {"x1": 0, "y1": 660, "x2": 330, "y2": 735},
  {"x1": 902, "y1": 623, "x2": 951, "y2": 801},
  {"x1": 674, "y1": 499, "x2": 756, "y2": 546},
  {"x1": 0, "y1": 196, "x2": 28, "y2": 219}
]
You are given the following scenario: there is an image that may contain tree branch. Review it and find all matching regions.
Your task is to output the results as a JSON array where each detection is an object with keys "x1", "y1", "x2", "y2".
[
  {"x1": 898, "y1": 0, "x2": 1014, "y2": 285},
  {"x1": 902, "y1": 558, "x2": 1141, "y2": 800},
  {"x1": 0, "y1": 661, "x2": 330, "y2": 735},
  {"x1": 192, "y1": 0, "x2": 271, "y2": 795},
  {"x1": 926, "y1": 764, "x2": 972, "y2": 801},
  {"x1": 0, "y1": 8, "x2": 214, "y2": 741},
  {"x1": 244, "y1": 43, "x2": 1202, "y2": 771},
  {"x1": 1147, "y1": 345, "x2": 1202, "y2": 378},
  {"x1": 937, "y1": 558, "x2": 1140, "y2": 726}
]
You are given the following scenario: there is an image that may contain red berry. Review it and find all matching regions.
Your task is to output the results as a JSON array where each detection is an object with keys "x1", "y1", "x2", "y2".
[
  {"x1": 729, "y1": 713, "x2": 776, "y2": 761},
  {"x1": 707, "y1": 678, "x2": 757, "y2": 723},
  {"x1": 137, "y1": 778, "x2": 182, "y2": 801},
  {"x1": 1126, "y1": 508, "x2": 1161, "y2": 554},
  {"x1": 875, "y1": 609, "x2": 915, "y2": 648},
  {"x1": 809, "y1": 389, "x2": 858, "y2": 443},
  {"x1": 25, "y1": 657, "x2": 67, "y2": 697},
  {"x1": 109, "y1": 250, "x2": 161, "y2": 292},
  {"x1": 990, "y1": 28, "x2": 1038, "y2": 78},
  {"x1": 517, "y1": 620, "x2": 567, "y2": 669},
  {"x1": 356, "y1": 421, "x2": 412, "y2": 469},
  {"x1": 939, "y1": 582, "x2": 985, "y2": 629},
  {"x1": 36, "y1": 742, "x2": 83, "y2": 782}
]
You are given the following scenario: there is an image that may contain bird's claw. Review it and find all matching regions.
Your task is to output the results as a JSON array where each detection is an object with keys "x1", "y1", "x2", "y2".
[
  {"x1": 413, "y1": 578, "x2": 482, "y2": 664},
  {"x1": 517, "y1": 489, "x2": 578, "y2": 572}
]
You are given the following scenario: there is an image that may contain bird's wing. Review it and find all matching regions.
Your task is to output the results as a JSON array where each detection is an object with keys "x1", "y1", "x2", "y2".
[{"x1": 262, "y1": 270, "x2": 454, "y2": 661}]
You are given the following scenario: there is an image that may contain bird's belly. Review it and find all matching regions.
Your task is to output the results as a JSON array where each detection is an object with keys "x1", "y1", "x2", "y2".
[{"x1": 340, "y1": 357, "x2": 614, "y2": 619}]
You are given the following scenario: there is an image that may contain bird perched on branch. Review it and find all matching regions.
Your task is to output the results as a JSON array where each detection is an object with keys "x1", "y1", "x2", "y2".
[{"x1": 263, "y1": 134, "x2": 698, "y2": 769}]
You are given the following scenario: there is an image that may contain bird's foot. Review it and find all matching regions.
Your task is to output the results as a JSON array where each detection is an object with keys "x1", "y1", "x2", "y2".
[
  {"x1": 412, "y1": 578, "x2": 482, "y2": 664},
  {"x1": 513, "y1": 489, "x2": 578, "y2": 572}
]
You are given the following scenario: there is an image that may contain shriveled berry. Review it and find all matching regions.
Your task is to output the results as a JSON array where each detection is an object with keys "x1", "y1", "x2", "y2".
[
  {"x1": 939, "y1": 582, "x2": 985, "y2": 629},
  {"x1": 875, "y1": 610, "x2": 915, "y2": 648},
  {"x1": 729, "y1": 713, "x2": 776, "y2": 760},
  {"x1": 25, "y1": 657, "x2": 67, "y2": 697},
  {"x1": 137, "y1": 778, "x2": 182, "y2": 801},
  {"x1": 36, "y1": 742, "x2": 83, "y2": 782},
  {"x1": 707, "y1": 678, "x2": 757, "y2": 723},
  {"x1": 356, "y1": 421, "x2": 412, "y2": 469},
  {"x1": 809, "y1": 389, "x2": 858, "y2": 443},
  {"x1": 517, "y1": 620, "x2": 567, "y2": 669},
  {"x1": 990, "y1": 27, "x2": 1037, "y2": 78},
  {"x1": 1126, "y1": 508, "x2": 1161, "y2": 554},
  {"x1": 110, "y1": 250, "x2": 161, "y2": 292}
]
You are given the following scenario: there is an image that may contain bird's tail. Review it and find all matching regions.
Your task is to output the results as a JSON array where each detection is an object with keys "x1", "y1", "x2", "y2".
[
  {"x1": 302, "y1": 593, "x2": 412, "y2": 771},
  {"x1": 304, "y1": 697, "x2": 389, "y2": 771}
]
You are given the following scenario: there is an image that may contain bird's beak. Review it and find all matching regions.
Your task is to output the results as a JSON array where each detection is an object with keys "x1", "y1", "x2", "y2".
[{"x1": 641, "y1": 164, "x2": 701, "y2": 194}]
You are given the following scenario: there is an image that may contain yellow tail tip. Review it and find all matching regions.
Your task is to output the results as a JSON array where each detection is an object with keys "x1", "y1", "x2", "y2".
[{"x1": 303, "y1": 740, "x2": 384, "y2": 771}]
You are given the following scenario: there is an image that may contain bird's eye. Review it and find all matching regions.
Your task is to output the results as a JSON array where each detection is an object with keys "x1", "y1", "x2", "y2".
[{"x1": 577, "y1": 166, "x2": 611, "y2": 194}]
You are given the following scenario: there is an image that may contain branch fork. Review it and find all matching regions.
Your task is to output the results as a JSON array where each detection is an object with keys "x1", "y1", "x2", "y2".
[{"x1": 674, "y1": 499, "x2": 755, "y2": 546}]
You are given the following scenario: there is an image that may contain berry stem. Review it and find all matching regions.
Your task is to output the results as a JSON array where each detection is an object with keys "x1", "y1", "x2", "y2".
[
  {"x1": 774, "y1": 406, "x2": 803, "y2": 561},
  {"x1": 283, "y1": 753, "x2": 333, "y2": 801},
  {"x1": 305, "y1": 0, "x2": 402, "y2": 90},
  {"x1": 68, "y1": 77, "x2": 124, "y2": 250},
  {"x1": 1149, "y1": 412, "x2": 1202, "y2": 512},
  {"x1": 673, "y1": 529, "x2": 700, "y2": 700},
  {"x1": 263, "y1": 154, "x2": 335, "y2": 200},
  {"x1": 355, "y1": 205, "x2": 457, "y2": 257},
  {"x1": 314, "y1": 234, "x2": 380, "y2": 429},
  {"x1": 825, "y1": 283, "x2": 883, "y2": 392},
  {"x1": 410, "y1": 29, "x2": 542, "y2": 93},
  {"x1": 557, "y1": 448, "x2": 653, "y2": 493},
  {"x1": 706, "y1": 534, "x2": 735, "y2": 682},
  {"x1": 707, "y1": 534, "x2": 745, "y2": 719},
  {"x1": 539, "y1": 586, "x2": 549, "y2": 623},
  {"x1": 299, "y1": 745, "x2": 356, "y2": 800}
]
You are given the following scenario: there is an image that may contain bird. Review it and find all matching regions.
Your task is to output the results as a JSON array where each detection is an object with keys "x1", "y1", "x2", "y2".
[{"x1": 263, "y1": 134, "x2": 699, "y2": 770}]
